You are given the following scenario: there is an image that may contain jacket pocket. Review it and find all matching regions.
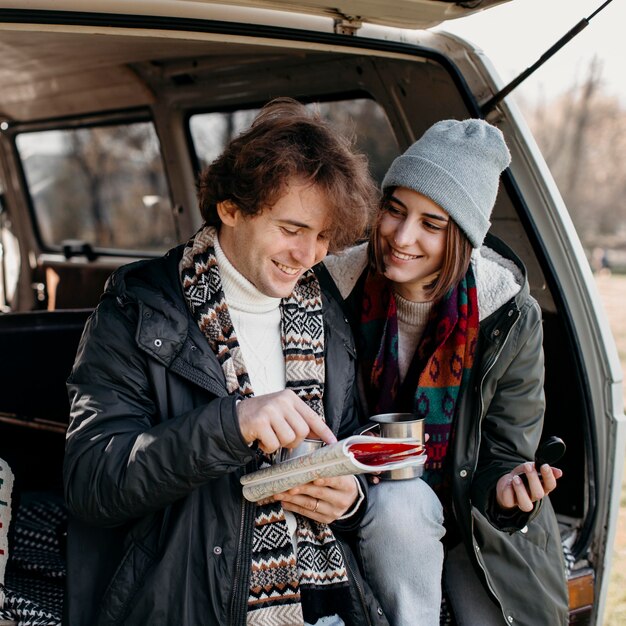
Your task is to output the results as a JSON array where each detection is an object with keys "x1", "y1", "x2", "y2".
[
  {"x1": 96, "y1": 536, "x2": 157, "y2": 625},
  {"x1": 470, "y1": 504, "x2": 568, "y2": 626},
  {"x1": 516, "y1": 517, "x2": 548, "y2": 551},
  {"x1": 97, "y1": 509, "x2": 163, "y2": 626}
]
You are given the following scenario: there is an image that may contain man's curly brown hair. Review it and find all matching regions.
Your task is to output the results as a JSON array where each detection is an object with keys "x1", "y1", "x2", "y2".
[{"x1": 197, "y1": 98, "x2": 378, "y2": 253}]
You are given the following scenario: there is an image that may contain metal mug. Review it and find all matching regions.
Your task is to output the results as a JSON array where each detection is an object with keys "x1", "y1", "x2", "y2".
[
  {"x1": 278, "y1": 438, "x2": 324, "y2": 463},
  {"x1": 366, "y1": 412, "x2": 425, "y2": 480}
]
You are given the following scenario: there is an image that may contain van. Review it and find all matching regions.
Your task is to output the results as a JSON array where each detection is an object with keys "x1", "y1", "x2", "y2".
[{"x1": 0, "y1": 1, "x2": 623, "y2": 624}]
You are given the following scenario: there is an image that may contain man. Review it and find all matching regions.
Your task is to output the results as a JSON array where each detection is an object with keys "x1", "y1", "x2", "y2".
[{"x1": 63, "y1": 98, "x2": 386, "y2": 625}]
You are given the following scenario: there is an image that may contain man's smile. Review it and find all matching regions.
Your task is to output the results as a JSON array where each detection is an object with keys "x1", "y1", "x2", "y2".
[{"x1": 273, "y1": 260, "x2": 300, "y2": 275}]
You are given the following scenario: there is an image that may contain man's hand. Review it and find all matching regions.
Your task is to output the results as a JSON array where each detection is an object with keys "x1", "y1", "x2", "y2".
[
  {"x1": 274, "y1": 475, "x2": 360, "y2": 524},
  {"x1": 496, "y1": 461, "x2": 563, "y2": 512},
  {"x1": 237, "y1": 389, "x2": 336, "y2": 454}
]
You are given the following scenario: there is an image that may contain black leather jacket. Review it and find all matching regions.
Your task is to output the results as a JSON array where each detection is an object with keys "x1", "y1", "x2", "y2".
[{"x1": 63, "y1": 245, "x2": 388, "y2": 626}]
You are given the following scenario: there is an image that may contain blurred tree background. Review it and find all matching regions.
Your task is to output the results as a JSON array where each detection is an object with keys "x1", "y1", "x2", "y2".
[{"x1": 518, "y1": 56, "x2": 626, "y2": 273}]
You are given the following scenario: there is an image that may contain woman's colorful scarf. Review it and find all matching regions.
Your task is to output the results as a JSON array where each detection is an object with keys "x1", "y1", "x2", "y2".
[
  {"x1": 180, "y1": 226, "x2": 350, "y2": 626},
  {"x1": 359, "y1": 267, "x2": 479, "y2": 491}
]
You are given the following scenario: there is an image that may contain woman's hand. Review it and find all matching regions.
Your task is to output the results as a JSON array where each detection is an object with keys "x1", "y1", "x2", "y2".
[
  {"x1": 496, "y1": 461, "x2": 563, "y2": 512},
  {"x1": 273, "y1": 475, "x2": 360, "y2": 524}
]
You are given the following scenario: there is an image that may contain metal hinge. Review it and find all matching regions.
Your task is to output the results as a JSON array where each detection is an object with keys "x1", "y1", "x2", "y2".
[{"x1": 333, "y1": 15, "x2": 362, "y2": 35}]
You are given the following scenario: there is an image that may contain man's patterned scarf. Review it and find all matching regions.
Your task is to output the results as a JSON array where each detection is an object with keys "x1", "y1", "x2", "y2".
[
  {"x1": 180, "y1": 226, "x2": 349, "y2": 626},
  {"x1": 359, "y1": 266, "x2": 479, "y2": 492}
]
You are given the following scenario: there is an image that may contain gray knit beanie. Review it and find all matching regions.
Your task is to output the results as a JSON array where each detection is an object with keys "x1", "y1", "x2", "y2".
[{"x1": 381, "y1": 119, "x2": 511, "y2": 248}]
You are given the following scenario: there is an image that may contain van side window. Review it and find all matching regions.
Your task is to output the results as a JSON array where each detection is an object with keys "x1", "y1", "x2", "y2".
[
  {"x1": 189, "y1": 98, "x2": 399, "y2": 185},
  {"x1": 15, "y1": 122, "x2": 175, "y2": 253}
]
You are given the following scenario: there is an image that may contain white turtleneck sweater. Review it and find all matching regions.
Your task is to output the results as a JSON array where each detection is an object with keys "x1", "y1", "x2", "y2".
[{"x1": 214, "y1": 236, "x2": 285, "y2": 395}]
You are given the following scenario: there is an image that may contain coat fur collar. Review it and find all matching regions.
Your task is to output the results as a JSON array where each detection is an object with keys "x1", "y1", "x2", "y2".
[{"x1": 323, "y1": 241, "x2": 523, "y2": 322}]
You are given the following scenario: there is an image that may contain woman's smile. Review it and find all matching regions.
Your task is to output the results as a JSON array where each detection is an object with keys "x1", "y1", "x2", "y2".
[{"x1": 388, "y1": 247, "x2": 422, "y2": 262}]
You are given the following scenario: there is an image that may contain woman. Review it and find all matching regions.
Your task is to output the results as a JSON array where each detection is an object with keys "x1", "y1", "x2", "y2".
[{"x1": 324, "y1": 119, "x2": 569, "y2": 626}]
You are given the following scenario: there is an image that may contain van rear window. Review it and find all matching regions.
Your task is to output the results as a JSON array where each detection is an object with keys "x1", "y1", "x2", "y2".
[
  {"x1": 16, "y1": 121, "x2": 175, "y2": 253},
  {"x1": 189, "y1": 98, "x2": 398, "y2": 185}
]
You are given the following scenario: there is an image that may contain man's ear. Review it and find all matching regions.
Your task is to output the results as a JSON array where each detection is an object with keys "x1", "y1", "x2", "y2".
[{"x1": 216, "y1": 200, "x2": 239, "y2": 226}]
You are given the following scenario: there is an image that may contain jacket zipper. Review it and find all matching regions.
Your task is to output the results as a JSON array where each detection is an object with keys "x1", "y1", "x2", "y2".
[
  {"x1": 474, "y1": 314, "x2": 519, "y2": 470},
  {"x1": 468, "y1": 311, "x2": 519, "y2": 619},
  {"x1": 337, "y1": 540, "x2": 374, "y2": 626},
  {"x1": 229, "y1": 494, "x2": 255, "y2": 626}
]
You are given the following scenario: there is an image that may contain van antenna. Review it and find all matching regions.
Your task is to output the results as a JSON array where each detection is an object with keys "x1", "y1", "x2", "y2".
[{"x1": 480, "y1": 0, "x2": 615, "y2": 116}]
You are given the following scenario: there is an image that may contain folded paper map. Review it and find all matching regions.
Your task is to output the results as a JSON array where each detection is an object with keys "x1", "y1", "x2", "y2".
[{"x1": 240, "y1": 435, "x2": 426, "y2": 502}]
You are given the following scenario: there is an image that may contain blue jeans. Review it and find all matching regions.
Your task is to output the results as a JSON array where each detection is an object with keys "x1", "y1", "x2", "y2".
[
  {"x1": 305, "y1": 617, "x2": 344, "y2": 626},
  {"x1": 357, "y1": 478, "x2": 445, "y2": 626}
]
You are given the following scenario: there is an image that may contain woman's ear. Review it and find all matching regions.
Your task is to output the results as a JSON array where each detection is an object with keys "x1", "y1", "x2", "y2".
[{"x1": 216, "y1": 200, "x2": 239, "y2": 226}]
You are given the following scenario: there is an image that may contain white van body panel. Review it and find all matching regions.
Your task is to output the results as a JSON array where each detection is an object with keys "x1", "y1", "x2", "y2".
[{"x1": 0, "y1": 0, "x2": 512, "y2": 29}]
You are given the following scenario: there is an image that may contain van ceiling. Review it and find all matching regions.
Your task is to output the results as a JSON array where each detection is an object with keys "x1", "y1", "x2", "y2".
[
  {"x1": 0, "y1": 31, "x2": 290, "y2": 122},
  {"x1": 0, "y1": 29, "x2": 280, "y2": 121}
]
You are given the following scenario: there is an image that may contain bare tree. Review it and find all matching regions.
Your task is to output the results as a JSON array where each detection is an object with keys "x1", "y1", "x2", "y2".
[
  {"x1": 68, "y1": 129, "x2": 115, "y2": 246},
  {"x1": 564, "y1": 57, "x2": 604, "y2": 200},
  {"x1": 521, "y1": 57, "x2": 626, "y2": 250}
]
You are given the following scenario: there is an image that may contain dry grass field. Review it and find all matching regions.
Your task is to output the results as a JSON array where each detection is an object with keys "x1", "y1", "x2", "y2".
[{"x1": 595, "y1": 273, "x2": 626, "y2": 626}]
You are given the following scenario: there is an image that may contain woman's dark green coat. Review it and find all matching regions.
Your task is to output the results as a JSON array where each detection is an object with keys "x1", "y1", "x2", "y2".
[{"x1": 450, "y1": 237, "x2": 569, "y2": 626}]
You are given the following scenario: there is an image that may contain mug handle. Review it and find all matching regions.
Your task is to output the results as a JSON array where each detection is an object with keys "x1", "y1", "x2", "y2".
[{"x1": 358, "y1": 423, "x2": 380, "y2": 436}]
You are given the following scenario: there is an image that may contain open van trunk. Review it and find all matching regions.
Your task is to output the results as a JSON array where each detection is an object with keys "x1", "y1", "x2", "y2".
[{"x1": 0, "y1": 2, "x2": 622, "y2": 624}]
